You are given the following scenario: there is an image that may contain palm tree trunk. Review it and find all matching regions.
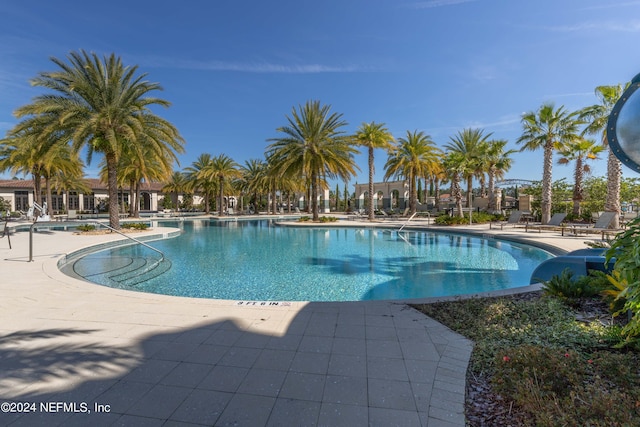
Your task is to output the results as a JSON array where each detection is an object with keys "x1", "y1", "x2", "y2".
[
  {"x1": 106, "y1": 152, "x2": 120, "y2": 229},
  {"x1": 311, "y1": 172, "x2": 319, "y2": 221},
  {"x1": 541, "y1": 142, "x2": 554, "y2": 224},
  {"x1": 409, "y1": 174, "x2": 417, "y2": 214},
  {"x1": 46, "y1": 177, "x2": 53, "y2": 215},
  {"x1": 605, "y1": 148, "x2": 621, "y2": 228},
  {"x1": 467, "y1": 176, "x2": 473, "y2": 211},
  {"x1": 368, "y1": 146, "x2": 374, "y2": 220},
  {"x1": 129, "y1": 181, "x2": 135, "y2": 217},
  {"x1": 434, "y1": 177, "x2": 440, "y2": 211},
  {"x1": 219, "y1": 178, "x2": 225, "y2": 216},
  {"x1": 453, "y1": 173, "x2": 463, "y2": 217},
  {"x1": 572, "y1": 156, "x2": 584, "y2": 217},
  {"x1": 135, "y1": 181, "x2": 141, "y2": 217},
  {"x1": 488, "y1": 167, "x2": 497, "y2": 212}
]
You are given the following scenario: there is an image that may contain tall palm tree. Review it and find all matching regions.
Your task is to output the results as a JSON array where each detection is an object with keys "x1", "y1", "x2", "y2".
[
  {"x1": 384, "y1": 130, "x2": 442, "y2": 215},
  {"x1": 485, "y1": 139, "x2": 515, "y2": 212},
  {"x1": 578, "y1": 84, "x2": 628, "y2": 228},
  {"x1": 266, "y1": 100, "x2": 358, "y2": 221},
  {"x1": 239, "y1": 159, "x2": 268, "y2": 212},
  {"x1": 442, "y1": 152, "x2": 465, "y2": 217},
  {"x1": 517, "y1": 103, "x2": 582, "y2": 224},
  {"x1": 557, "y1": 138, "x2": 604, "y2": 217},
  {"x1": 204, "y1": 154, "x2": 241, "y2": 216},
  {"x1": 163, "y1": 171, "x2": 189, "y2": 209},
  {"x1": 12, "y1": 50, "x2": 184, "y2": 229},
  {"x1": 445, "y1": 128, "x2": 492, "y2": 215},
  {"x1": 353, "y1": 122, "x2": 395, "y2": 220},
  {"x1": 184, "y1": 154, "x2": 215, "y2": 214}
]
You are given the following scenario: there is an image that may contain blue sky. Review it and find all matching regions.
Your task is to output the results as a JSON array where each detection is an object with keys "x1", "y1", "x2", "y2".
[{"x1": 2, "y1": 0, "x2": 640, "y2": 187}]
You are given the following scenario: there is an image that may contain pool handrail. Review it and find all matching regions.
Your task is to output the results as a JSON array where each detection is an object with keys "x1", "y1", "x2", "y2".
[{"x1": 28, "y1": 220, "x2": 165, "y2": 262}]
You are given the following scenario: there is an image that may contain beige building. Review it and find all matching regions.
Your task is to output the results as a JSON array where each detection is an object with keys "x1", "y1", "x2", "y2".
[{"x1": 0, "y1": 178, "x2": 166, "y2": 214}]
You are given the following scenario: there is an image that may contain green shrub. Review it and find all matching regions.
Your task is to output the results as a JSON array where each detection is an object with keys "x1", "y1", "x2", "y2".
[
  {"x1": 298, "y1": 216, "x2": 311, "y2": 222},
  {"x1": 493, "y1": 345, "x2": 640, "y2": 426},
  {"x1": 121, "y1": 222, "x2": 148, "y2": 230},
  {"x1": 415, "y1": 294, "x2": 639, "y2": 426},
  {"x1": 76, "y1": 224, "x2": 96, "y2": 232},
  {"x1": 434, "y1": 212, "x2": 497, "y2": 225},
  {"x1": 541, "y1": 269, "x2": 608, "y2": 304},
  {"x1": 319, "y1": 216, "x2": 338, "y2": 223},
  {"x1": 606, "y1": 216, "x2": 640, "y2": 345}
]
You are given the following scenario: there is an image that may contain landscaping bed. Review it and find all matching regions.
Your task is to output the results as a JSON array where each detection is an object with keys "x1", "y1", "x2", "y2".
[{"x1": 414, "y1": 291, "x2": 640, "y2": 426}]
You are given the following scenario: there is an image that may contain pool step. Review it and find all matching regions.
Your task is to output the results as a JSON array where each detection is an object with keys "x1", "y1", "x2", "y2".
[{"x1": 63, "y1": 255, "x2": 171, "y2": 288}]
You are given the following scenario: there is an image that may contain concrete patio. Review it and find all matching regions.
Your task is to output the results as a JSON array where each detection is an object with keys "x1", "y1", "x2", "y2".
[{"x1": 0, "y1": 219, "x2": 591, "y2": 426}]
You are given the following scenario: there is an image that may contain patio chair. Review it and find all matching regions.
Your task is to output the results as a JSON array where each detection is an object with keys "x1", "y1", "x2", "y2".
[
  {"x1": 525, "y1": 213, "x2": 567, "y2": 233},
  {"x1": 490, "y1": 210, "x2": 523, "y2": 230},
  {"x1": 564, "y1": 211, "x2": 622, "y2": 239}
]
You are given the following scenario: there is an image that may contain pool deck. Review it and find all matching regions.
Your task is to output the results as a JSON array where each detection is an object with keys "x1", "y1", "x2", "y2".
[{"x1": 0, "y1": 217, "x2": 596, "y2": 426}]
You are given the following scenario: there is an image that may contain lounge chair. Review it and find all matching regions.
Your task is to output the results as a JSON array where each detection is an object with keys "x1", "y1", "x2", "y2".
[
  {"x1": 564, "y1": 211, "x2": 622, "y2": 238},
  {"x1": 490, "y1": 210, "x2": 523, "y2": 230},
  {"x1": 524, "y1": 213, "x2": 567, "y2": 233},
  {"x1": 227, "y1": 207, "x2": 235, "y2": 215}
]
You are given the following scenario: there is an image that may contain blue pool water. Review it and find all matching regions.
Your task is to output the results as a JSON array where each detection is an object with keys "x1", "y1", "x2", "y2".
[{"x1": 64, "y1": 219, "x2": 554, "y2": 302}]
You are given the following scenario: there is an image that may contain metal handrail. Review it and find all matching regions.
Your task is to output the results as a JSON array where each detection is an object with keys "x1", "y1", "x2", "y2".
[
  {"x1": 398, "y1": 212, "x2": 418, "y2": 231},
  {"x1": 29, "y1": 220, "x2": 165, "y2": 262}
]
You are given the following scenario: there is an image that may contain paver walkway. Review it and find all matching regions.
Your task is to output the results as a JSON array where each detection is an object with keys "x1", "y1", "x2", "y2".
[{"x1": 0, "y1": 224, "x2": 476, "y2": 426}]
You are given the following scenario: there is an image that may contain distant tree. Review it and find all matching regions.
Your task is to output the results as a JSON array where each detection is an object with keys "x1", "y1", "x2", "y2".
[
  {"x1": 445, "y1": 128, "x2": 491, "y2": 215},
  {"x1": 353, "y1": 122, "x2": 395, "y2": 220},
  {"x1": 485, "y1": 139, "x2": 515, "y2": 212},
  {"x1": 578, "y1": 84, "x2": 628, "y2": 228},
  {"x1": 267, "y1": 100, "x2": 358, "y2": 221},
  {"x1": 204, "y1": 154, "x2": 241, "y2": 216},
  {"x1": 557, "y1": 138, "x2": 604, "y2": 217},
  {"x1": 384, "y1": 130, "x2": 442, "y2": 215},
  {"x1": 517, "y1": 103, "x2": 582, "y2": 224}
]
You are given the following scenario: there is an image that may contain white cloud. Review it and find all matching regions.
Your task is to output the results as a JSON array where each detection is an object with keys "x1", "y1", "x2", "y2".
[
  {"x1": 141, "y1": 57, "x2": 374, "y2": 74},
  {"x1": 409, "y1": 0, "x2": 478, "y2": 9},
  {"x1": 546, "y1": 20, "x2": 640, "y2": 33}
]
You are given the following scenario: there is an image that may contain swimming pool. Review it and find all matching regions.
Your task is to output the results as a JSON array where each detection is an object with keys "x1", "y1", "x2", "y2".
[{"x1": 61, "y1": 219, "x2": 554, "y2": 302}]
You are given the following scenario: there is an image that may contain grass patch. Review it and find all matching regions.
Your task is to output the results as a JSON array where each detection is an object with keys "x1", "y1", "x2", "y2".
[{"x1": 413, "y1": 293, "x2": 640, "y2": 426}]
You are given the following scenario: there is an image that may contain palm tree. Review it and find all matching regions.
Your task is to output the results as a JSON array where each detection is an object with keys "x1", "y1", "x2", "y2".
[
  {"x1": 517, "y1": 103, "x2": 582, "y2": 224},
  {"x1": 353, "y1": 122, "x2": 395, "y2": 220},
  {"x1": 445, "y1": 128, "x2": 492, "y2": 217},
  {"x1": 41, "y1": 143, "x2": 85, "y2": 214},
  {"x1": 557, "y1": 138, "x2": 604, "y2": 217},
  {"x1": 266, "y1": 100, "x2": 358, "y2": 221},
  {"x1": 485, "y1": 139, "x2": 515, "y2": 212},
  {"x1": 0, "y1": 125, "x2": 73, "y2": 215},
  {"x1": 163, "y1": 171, "x2": 188, "y2": 210},
  {"x1": 238, "y1": 159, "x2": 268, "y2": 213},
  {"x1": 443, "y1": 152, "x2": 465, "y2": 216},
  {"x1": 204, "y1": 154, "x2": 241, "y2": 216},
  {"x1": 384, "y1": 130, "x2": 442, "y2": 215},
  {"x1": 12, "y1": 50, "x2": 184, "y2": 229},
  {"x1": 578, "y1": 84, "x2": 628, "y2": 228},
  {"x1": 184, "y1": 154, "x2": 215, "y2": 214}
]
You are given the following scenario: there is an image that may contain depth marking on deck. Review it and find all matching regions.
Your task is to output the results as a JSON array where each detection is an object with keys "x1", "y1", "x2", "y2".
[{"x1": 235, "y1": 301, "x2": 291, "y2": 307}]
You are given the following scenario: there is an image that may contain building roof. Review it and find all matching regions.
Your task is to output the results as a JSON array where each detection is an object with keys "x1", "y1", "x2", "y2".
[{"x1": 0, "y1": 178, "x2": 165, "y2": 192}]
